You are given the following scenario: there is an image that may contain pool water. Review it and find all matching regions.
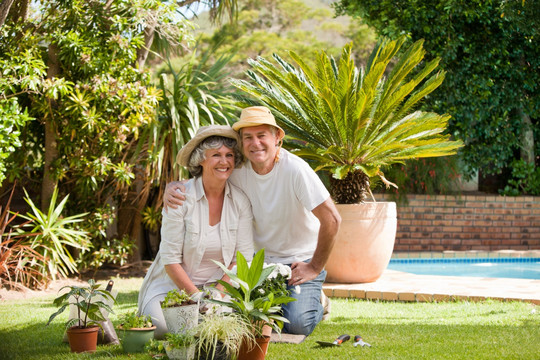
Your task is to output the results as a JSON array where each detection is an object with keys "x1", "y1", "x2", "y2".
[{"x1": 387, "y1": 257, "x2": 540, "y2": 280}]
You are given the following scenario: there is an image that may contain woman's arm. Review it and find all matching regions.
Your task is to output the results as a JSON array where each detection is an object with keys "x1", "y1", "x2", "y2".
[{"x1": 164, "y1": 263, "x2": 199, "y2": 295}]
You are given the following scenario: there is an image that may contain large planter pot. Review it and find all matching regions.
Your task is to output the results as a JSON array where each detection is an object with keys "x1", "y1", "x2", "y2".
[
  {"x1": 237, "y1": 335, "x2": 270, "y2": 360},
  {"x1": 66, "y1": 326, "x2": 99, "y2": 353},
  {"x1": 325, "y1": 202, "x2": 397, "y2": 283},
  {"x1": 197, "y1": 342, "x2": 230, "y2": 360},
  {"x1": 120, "y1": 326, "x2": 156, "y2": 353},
  {"x1": 162, "y1": 303, "x2": 199, "y2": 334},
  {"x1": 164, "y1": 342, "x2": 196, "y2": 360}
]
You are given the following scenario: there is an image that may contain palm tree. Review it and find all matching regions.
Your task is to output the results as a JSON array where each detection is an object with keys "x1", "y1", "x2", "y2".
[{"x1": 232, "y1": 37, "x2": 463, "y2": 204}]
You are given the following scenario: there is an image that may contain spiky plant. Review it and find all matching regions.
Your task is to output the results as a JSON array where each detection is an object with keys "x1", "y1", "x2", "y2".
[{"x1": 232, "y1": 37, "x2": 463, "y2": 203}]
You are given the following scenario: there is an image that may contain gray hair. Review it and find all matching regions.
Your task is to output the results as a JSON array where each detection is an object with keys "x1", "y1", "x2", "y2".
[{"x1": 188, "y1": 136, "x2": 243, "y2": 177}]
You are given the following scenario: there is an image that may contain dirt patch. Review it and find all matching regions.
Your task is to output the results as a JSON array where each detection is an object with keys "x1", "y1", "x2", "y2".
[{"x1": 0, "y1": 262, "x2": 150, "y2": 302}]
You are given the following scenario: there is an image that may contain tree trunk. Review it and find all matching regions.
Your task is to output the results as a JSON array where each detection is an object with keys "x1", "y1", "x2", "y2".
[
  {"x1": 0, "y1": 0, "x2": 15, "y2": 26},
  {"x1": 329, "y1": 171, "x2": 371, "y2": 204},
  {"x1": 518, "y1": 108, "x2": 535, "y2": 164},
  {"x1": 41, "y1": 43, "x2": 61, "y2": 210},
  {"x1": 136, "y1": 24, "x2": 155, "y2": 70}
]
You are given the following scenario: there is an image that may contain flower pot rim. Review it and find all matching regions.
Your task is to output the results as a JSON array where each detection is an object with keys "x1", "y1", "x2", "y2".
[{"x1": 117, "y1": 325, "x2": 157, "y2": 331}]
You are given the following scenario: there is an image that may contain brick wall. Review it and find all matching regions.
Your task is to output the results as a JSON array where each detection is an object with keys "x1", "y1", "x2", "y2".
[{"x1": 374, "y1": 194, "x2": 540, "y2": 252}]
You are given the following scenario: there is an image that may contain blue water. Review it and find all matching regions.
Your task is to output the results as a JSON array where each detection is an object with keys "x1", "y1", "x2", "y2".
[{"x1": 387, "y1": 257, "x2": 540, "y2": 280}]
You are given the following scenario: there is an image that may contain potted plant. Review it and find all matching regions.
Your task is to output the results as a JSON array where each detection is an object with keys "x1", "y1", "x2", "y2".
[
  {"x1": 211, "y1": 249, "x2": 296, "y2": 360},
  {"x1": 161, "y1": 289, "x2": 199, "y2": 334},
  {"x1": 195, "y1": 313, "x2": 254, "y2": 360},
  {"x1": 232, "y1": 37, "x2": 463, "y2": 283},
  {"x1": 117, "y1": 310, "x2": 156, "y2": 353},
  {"x1": 46, "y1": 279, "x2": 116, "y2": 353},
  {"x1": 164, "y1": 331, "x2": 197, "y2": 360}
]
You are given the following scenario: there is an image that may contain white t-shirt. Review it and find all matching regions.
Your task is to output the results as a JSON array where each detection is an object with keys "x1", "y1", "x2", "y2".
[{"x1": 230, "y1": 149, "x2": 330, "y2": 264}]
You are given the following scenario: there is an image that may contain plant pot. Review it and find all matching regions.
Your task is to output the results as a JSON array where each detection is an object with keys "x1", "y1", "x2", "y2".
[
  {"x1": 164, "y1": 342, "x2": 196, "y2": 360},
  {"x1": 325, "y1": 202, "x2": 397, "y2": 283},
  {"x1": 237, "y1": 335, "x2": 270, "y2": 360},
  {"x1": 197, "y1": 341, "x2": 230, "y2": 360},
  {"x1": 162, "y1": 303, "x2": 199, "y2": 334},
  {"x1": 120, "y1": 326, "x2": 156, "y2": 353},
  {"x1": 66, "y1": 325, "x2": 99, "y2": 353}
]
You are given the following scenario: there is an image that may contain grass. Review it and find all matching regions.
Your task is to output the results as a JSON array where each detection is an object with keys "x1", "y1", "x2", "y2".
[{"x1": 1, "y1": 277, "x2": 538, "y2": 359}]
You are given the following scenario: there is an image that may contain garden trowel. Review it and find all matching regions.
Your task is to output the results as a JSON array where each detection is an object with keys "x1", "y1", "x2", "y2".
[{"x1": 316, "y1": 334, "x2": 350, "y2": 347}]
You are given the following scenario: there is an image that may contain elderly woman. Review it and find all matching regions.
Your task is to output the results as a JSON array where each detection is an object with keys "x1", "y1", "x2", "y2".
[{"x1": 137, "y1": 125, "x2": 254, "y2": 339}]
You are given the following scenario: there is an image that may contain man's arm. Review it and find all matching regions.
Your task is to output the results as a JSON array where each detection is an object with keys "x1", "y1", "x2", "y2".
[
  {"x1": 289, "y1": 197, "x2": 341, "y2": 286},
  {"x1": 163, "y1": 180, "x2": 188, "y2": 210}
]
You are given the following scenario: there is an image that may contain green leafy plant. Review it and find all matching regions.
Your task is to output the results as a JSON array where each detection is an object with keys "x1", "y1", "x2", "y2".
[
  {"x1": 117, "y1": 310, "x2": 154, "y2": 329},
  {"x1": 141, "y1": 206, "x2": 161, "y2": 232},
  {"x1": 161, "y1": 289, "x2": 196, "y2": 308},
  {"x1": 500, "y1": 160, "x2": 540, "y2": 196},
  {"x1": 46, "y1": 279, "x2": 116, "y2": 329},
  {"x1": 195, "y1": 313, "x2": 254, "y2": 360},
  {"x1": 211, "y1": 249, "x2": 296, "y2": 336},
  {"x1": 79, "y1": 235, "x2": 136, "y2": 272},
  {"x1": 15, "y1": 187, "x2": 90, "y2": 281},
  {"x1": 233, "y1": 37, "x2": 463, "y2": 203},
  {"x1": 165, "y1": 331, "x2": 196, "y2": 349}
]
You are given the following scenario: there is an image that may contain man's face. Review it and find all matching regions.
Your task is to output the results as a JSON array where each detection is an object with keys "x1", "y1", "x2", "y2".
[{"x1": 240, "y1": 125, "x2": 279, "y2": 169}]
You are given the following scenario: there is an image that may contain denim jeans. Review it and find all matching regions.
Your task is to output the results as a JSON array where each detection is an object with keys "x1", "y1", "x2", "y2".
[{"x1": 282, "y1": 262, "x2": 326, "y2": 336}]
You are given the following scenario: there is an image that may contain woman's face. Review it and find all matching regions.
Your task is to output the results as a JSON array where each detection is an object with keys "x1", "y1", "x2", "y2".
[{"x1": 200, "y1": 145, "x2": 235, "y2": 181}]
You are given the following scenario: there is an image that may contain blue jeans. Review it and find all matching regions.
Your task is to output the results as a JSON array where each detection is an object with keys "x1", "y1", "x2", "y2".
[{"x1": 282, "y1": 263, "x2": 326, "y2": 336}]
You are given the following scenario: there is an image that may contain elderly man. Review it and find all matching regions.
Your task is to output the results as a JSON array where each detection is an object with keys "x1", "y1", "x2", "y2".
[{"x1": 164, "y1": 106, "x2": 341, "y2": 335}]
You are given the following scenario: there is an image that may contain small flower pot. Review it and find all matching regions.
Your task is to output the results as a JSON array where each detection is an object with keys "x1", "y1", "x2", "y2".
[
  {"x1": 162, "y1": 303, "x2": 199, "y2": 334},
  {"x1": 164, "y1": 342, "x2": 196, "y2": 360},
  {"x1": 120, "y1": 326, "x2": 156, "y2": 353},
  {"x1": 238, "y1": 335, "x2": 271, "y2": 360},
  {"x1": 66, "y1": 325, "x2": 99, "y2": 353}
]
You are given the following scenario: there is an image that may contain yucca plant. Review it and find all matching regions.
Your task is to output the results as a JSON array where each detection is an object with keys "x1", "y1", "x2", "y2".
[
  {"x1": 15, "y1": 187, "x2": 90, "y2": 281},
  {"x1": 232, "y1": 37, "x2": 463, "y2": 203}
]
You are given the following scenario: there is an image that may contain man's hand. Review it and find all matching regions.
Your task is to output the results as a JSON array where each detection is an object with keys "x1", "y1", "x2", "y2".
[
  {"x1": 288, "y1": 261, "x2": 319, "y2": 286},
  {"x1": 163, "y1": 180, "x2": 187, "y2": 211}
]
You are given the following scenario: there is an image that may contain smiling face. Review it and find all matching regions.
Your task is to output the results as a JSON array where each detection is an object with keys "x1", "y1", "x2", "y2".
[
  {"x1": 240, "y1": 124, "x2": 280, "y2": 174},
  {"x1": 200, "y1": 145, "x2": 236, "y2": 182}
]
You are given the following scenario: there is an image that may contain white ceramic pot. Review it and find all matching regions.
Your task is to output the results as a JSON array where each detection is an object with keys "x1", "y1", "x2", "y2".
[
  {"x1": 164, "y1": 342, "x2": 196, "y2": 360},
  {"x1": 162, "y1": 303, "x2": 199, "y2": 334},
  {"x1": 325, "y1": 202, "x2": 397, "y2": 283}
]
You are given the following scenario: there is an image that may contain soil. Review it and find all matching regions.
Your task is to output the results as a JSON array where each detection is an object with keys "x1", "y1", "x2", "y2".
[{"x1": 0, "y1": 262, "x2": 150, "y2": 302}]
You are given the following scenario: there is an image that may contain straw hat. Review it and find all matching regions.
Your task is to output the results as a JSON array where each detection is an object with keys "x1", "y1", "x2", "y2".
[
  {"x1": 176, "y1": 125, "x2": 239, "y2": 166},
  {"x1": 232, "y1": 106, "x2": 285, "y2": 139}
]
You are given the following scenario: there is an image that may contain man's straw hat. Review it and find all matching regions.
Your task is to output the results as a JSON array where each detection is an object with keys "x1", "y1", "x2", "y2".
[{"x1": 232, "y1": 106, "x2": 285, "y2": 139}]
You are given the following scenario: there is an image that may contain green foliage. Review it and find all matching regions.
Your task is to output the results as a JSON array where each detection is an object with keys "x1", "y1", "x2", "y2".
[
  {"x1": 165, "y1": 331, "x2": 195, "y2": 349},
  {"x1": 46, "y1": 279, "x2": 116, "y2": 329},
  {"x1": 379, "y1": 157, "x2": 461, "y2": 204},
  {"x1": 233, "y1": 38, "x2": 463, "y2": 202},
  {"x1": 500, "y1": 160, "x2": 540, "y2": 196},
  {"x1": 80, "y1": 235, "x2": 136, "y2": 271},
  {"x1": 117, "y1": 310, "x2": 153, "y2": 329},
  {"x1": 15, "y1": 187, "x2": 90, "y2": 282},
  {"x1": 334, "y1": 0, "x2": 540, "y2": 188},
  {"x1": 161, "y1": 289, "x2": 194, "y2": 308},
  {"x1": 211, "y1": 249, "x2": 296, "y2": 335}
]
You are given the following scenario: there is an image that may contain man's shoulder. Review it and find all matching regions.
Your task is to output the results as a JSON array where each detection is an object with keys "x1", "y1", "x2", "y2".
[{"x1": 280, "y1": 149, "x2": 315, "y2": 173}]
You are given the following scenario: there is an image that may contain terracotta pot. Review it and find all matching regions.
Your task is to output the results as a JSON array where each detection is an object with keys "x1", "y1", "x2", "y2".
[
  {"x1": 162, "y1": 303, "x2": 199, "y2": 334},
  {"x1": 120, "y1": 326, "x2": 156, "y2": 353},
  {"x1": 237, "y1": 335, "x2": 270, "y2": 360},
  {"x1": 66, "y1": 326, "x2": 99, "y2": 353},
  {"x1": 325, "y1": 202, "x2": 397, "y2": 283}
]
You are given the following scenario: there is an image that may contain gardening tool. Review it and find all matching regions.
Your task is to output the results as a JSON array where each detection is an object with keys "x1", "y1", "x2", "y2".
[
  {"x1": 316, "y1": 334, "x2": 350, "y2": 347},
  {"x1": 353, "y1": 335, "x2": 371, "y2": 347}
]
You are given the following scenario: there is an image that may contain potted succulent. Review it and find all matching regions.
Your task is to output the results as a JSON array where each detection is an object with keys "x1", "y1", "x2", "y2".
[
  {"x1": 195, "y1": 313, "x2": 254, "y2": 360},
  {"x1": 46, "y1": 279, "x2": 116, "y2": 353},
  {"x1": 164, "y1": 331, "x2": 196, "y2": 360},
  {"x1": 211, "y1": 249, "x2": 296, "y2": 360},
  {"x1": 232, "y1": 37, "x2": 463, "y2": 283},
  {"x1": 117, "y1": 310, "x2": 156, "y2": 353},
  {"x1": 161, "y1": 289, "x2": 199, "y2": 334}
]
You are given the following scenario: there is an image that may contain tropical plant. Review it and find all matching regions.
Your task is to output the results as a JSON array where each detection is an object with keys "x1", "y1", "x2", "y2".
[
  {"x1": 15, "y1": 187, "x2": 90, "y2": 281},
  {"x1": 117, "y1": 310, "x2": 153, "y2": 329},
  {"x1": 195, "y1": 313, "x2": 254, "y2": 360},
  {"x1": 46, "y1": 279, "x2": 116, "y2": 329},
  {"x1": 211, "y1": 249, "x2": 296, "y2": 336},
  {"x1": 232, "y1": 37, "x2": 464, "y2": 204}
]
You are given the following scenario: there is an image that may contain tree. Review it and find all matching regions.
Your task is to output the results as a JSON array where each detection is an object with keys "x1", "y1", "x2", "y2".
[{"x1": 334, "y1": 0, "x2": 539, "y2": 188}]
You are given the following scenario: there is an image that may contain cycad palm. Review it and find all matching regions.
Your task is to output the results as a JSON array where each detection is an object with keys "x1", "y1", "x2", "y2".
[{"x1": 232, "y1": 37, "x2": 463, "y2": 203}]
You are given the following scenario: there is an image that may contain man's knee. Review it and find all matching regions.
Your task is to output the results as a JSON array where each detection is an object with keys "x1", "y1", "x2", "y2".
[{"x1": 283, "y1": 308, "x2": 322, "y2": 336}]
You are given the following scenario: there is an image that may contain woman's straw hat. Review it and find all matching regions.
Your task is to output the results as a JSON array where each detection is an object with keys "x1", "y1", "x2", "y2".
[{"x1": 176, "y1": 125, "x2": 239, "y2": 166}]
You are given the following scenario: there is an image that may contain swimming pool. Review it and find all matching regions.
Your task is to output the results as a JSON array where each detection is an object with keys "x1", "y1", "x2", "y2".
[{"x1": 387, "y1": 257, "x2": 540, "y2": 280}]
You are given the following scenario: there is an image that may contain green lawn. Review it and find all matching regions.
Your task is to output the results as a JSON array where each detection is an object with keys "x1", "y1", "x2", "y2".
[{"x1": 1, "y1": 277, "x2": 538, "y2": 359}]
